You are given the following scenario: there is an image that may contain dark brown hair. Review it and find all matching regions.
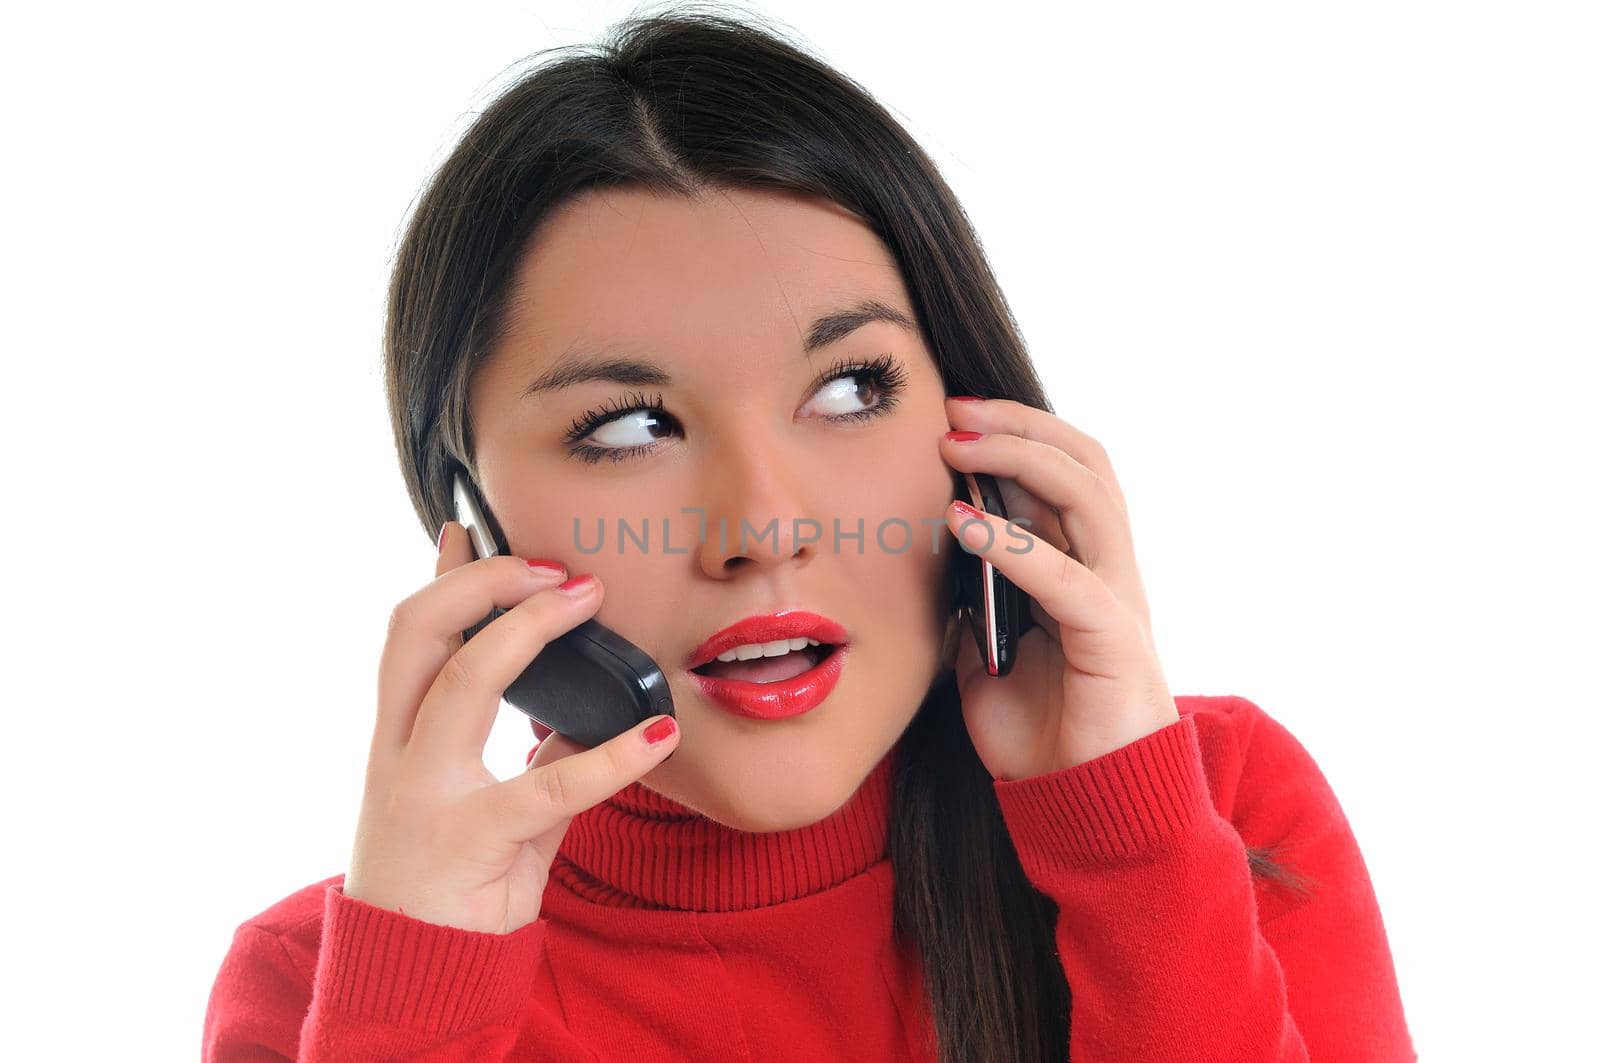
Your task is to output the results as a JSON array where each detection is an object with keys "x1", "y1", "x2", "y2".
[{"x1": 381, "y1": 8, "x2": 1315, "y2": 1059}]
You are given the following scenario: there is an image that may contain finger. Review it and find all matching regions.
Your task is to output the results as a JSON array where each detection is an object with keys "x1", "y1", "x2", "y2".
[
  {"x1": 410, "y1": 573, "x2": 603, "y2": 765},
  {"x1": 945, "y1": 396, "x2": 1129, "y2": 517},
  {"x1": 946, "y1": 500, "x2": 1141, "y2": 678},
  {"x1": 490, "y1": 713, "x2": 679, "y2": 836},
  {"x1": 951, "y1": 457, "x2": 1073, "y2": 561},
  {"x1": 941, "y1": 430, "x2": 1138, "y2": 599},
  {"x1": 373, "y1": 553, "x2": 570, "y2": 758}
]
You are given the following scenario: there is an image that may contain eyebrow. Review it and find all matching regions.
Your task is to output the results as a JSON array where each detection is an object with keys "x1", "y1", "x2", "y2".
[{"x1": 518, "y1": 298, "x2": 917, "y2": 399}]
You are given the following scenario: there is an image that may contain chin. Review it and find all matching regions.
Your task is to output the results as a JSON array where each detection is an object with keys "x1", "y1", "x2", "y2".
[
  {"x1": 648, "y1": 757, "x2": 867, "y2": 833},
  {"x1": 716, "y1": 795, "x2": 844, "y2": 833}
]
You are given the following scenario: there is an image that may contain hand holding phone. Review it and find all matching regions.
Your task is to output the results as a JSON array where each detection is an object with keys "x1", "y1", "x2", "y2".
[
  {"x1": 451, "y1": 471, "x2": 675, "y2": 749},
  {"x1": 341, "y1": 517, "x2": 680, "y2": 934}
]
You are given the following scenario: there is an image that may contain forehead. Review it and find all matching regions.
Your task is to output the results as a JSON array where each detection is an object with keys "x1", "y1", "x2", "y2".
[{"x1": 493, "y1": 185, "x2": 914, "y2": 362}]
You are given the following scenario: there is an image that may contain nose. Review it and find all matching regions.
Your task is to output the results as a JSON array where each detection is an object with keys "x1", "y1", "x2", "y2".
[{"x1": 693, "y1": 440, "x2": 818, "y2": 580}]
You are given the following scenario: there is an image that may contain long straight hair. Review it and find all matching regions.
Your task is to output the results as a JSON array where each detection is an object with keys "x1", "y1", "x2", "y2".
[{"x1": 381, "y1": 9, "x2": 1314, "y2": 1059}]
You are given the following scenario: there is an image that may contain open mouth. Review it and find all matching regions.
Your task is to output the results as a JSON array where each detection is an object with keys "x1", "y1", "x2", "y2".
[{"x1": 689, "y1": 640, "x2": 840, "y2": 685}]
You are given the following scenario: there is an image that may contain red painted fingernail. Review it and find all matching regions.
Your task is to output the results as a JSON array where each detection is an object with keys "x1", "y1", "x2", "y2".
[
  {"x1": 644, "y1": 716, "x2": 677, "y2": 745},
  {"x1": 436, "y1": 523, "x2": 449, "y2": 553},
  {"x1": 526, "y1": 558, "x2": 566, "y2": 573},
  {"x1": 948, "y1": 395, "x2": 984, "y2": 402},
  {"x1": 945, "y1": 430, "x2": 982, "y2": 442},
  {"x1": 556, "y1": 573, "x2": 596, "y2": 595},
  {"x1": 951, "y1": 499, "x2": 982, "y2": 520}
]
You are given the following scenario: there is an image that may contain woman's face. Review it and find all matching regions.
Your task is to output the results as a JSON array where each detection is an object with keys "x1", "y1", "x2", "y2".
[{"x1": 469, "y1": 185, "x2": 957, "y2": 832}]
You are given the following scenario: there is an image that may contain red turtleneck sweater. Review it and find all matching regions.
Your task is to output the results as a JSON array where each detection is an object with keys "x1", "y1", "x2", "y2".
[{"x1": 202, "y1": 694, "x2": 1416, "y2": 1060}]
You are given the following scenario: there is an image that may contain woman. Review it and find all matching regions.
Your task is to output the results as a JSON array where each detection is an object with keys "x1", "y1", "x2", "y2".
[{"x1": 203, "y1": 11, "x2": 1415, "y2": 1061}]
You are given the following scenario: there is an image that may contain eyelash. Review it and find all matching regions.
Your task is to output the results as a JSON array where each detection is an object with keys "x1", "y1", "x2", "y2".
[{"x1": 561, "y1": 353, "x2": 910, "y2": 465}]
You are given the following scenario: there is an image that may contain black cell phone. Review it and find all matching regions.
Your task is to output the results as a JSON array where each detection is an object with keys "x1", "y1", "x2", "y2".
[
  {"x1": 954, "y1": 471, "x2": 1036, "y2": 677},
  {"x1": 450, "y1": 470, "x2": 674, "y2": 749}
]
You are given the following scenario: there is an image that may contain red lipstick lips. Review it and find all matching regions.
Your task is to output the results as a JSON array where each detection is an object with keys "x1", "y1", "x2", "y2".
[{"x1": 685, "y1": 609, "x2": 850, "y2": 721}]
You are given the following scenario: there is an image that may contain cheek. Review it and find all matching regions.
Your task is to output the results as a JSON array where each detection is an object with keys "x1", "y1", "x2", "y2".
[
  {"x1": 837, "y1": 416, "x2": 952, "y2": 536},
  {"x1": 837, "y1": 462, "x2": 954, "y2": 603},
  {"x1": 501, "y1": 477, "x2": 654, "y2": 559}
]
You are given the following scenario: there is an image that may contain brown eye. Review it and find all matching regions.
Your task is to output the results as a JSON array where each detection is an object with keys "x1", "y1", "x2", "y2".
[
  {"x1": 806, "y1": 371, "x2": 880, "y2": 416},
  {"x1": 799, "y1": 353, "x2": 908, "y2": 422},
  {"x1": 562, "y1": 390, "x2": 680, "y2": 463},
  {"x1": 585, "y1": 408, "x2": 675, "y2": 448}
]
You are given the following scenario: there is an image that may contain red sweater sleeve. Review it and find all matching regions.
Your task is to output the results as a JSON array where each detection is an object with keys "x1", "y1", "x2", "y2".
[
  {"x1": 203, "y1": 884, "x2": 590, "y2": 1062},
  {"x1": 991, "y1": 696, "x2": 1416, "y2": 1062}
]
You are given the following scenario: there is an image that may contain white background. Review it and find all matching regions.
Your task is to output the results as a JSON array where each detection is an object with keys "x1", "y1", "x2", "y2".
[{"x1": 4, "y1": 1, "x2": 1595, "y2": 1058}]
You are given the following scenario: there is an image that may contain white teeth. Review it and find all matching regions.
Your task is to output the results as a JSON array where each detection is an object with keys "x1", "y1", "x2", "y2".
[{"x1": 713, "y1": 636, "x2": 823, "y2": 663}]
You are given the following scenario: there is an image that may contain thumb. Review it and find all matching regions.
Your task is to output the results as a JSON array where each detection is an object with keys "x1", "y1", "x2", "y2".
[{"x1": 517, "y1": 714, "x2": 679, "y2": 821}]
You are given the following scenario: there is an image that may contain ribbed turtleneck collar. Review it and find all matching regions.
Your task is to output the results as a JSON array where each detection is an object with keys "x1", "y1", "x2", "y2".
[{"x1": 548, "y1": 740, "x2": 901, "y2": 912}]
